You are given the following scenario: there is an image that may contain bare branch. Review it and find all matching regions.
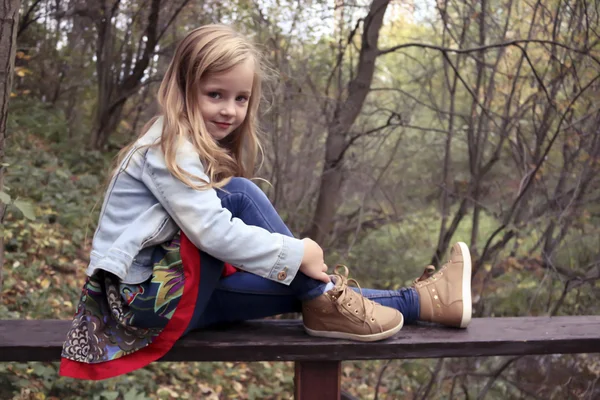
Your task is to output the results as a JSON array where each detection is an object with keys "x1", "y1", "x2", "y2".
[
  {"x1": 476, "y1": 357, "x2": 520, "y2": 400},
  {"x1": 477, "y1": 72, "x2": 600, "y2": 270},
  {"x1": 378, "y1": 39, "x2": 600, "y2": 67},
  {"x1": 17, "y1": 0, "x2": 43, "y2": 37},
  {"x1": 156, "y1": 0, "x2": 193, "y2": 43}
]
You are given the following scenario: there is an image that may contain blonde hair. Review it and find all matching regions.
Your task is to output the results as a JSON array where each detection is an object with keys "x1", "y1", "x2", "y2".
[{"x1": 112, "y1": 24, "x2": 265, "y2": 190}]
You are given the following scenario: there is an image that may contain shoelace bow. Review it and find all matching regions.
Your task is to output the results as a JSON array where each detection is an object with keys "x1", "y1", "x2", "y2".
[
  {"x1": 413, "y1": 261, "x2": 454, "y2": 286},
  {"x1": 331, "y1": 265, "x2": 377, "y2": 328},
  {"x1": 414, "y1": 265, "x2": 436, "y2": 285}
]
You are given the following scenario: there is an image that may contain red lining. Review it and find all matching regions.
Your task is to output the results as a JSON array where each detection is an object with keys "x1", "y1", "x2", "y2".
[{"x1": 223, "y1": 262, "x2": 238, "y2": 277}]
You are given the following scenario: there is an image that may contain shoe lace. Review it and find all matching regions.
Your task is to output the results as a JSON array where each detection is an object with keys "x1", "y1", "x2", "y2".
[
  {"x1": 331, "y1": 265, "x2": 378, "y2": 328},
  {"x1": 413, "y1": 265, "x2": 436, "y2": 285}
]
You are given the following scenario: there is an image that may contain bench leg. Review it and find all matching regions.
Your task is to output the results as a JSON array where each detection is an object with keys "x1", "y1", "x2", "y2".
[{"x1": 294, "y1": 361, "x2": 341, "y2": 400}]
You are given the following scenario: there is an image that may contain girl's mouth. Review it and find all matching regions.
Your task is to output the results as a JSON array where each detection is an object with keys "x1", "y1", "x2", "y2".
[{"x1": 213, "y1": 122, "x2": 232, "y2": 129}]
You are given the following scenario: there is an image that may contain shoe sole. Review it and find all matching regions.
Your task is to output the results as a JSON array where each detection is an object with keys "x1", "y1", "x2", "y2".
[
  {"x1": 303, "y1": 313, "x2": 404, "y2": 342},
  {"x1": 457, "y1": 242, "x2": 472, "y2": 328}
]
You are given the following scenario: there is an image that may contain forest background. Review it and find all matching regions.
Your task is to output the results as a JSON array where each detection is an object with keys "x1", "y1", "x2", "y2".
[{"x1": 0, "y1": 0, "x2": 599, "y2": 399}]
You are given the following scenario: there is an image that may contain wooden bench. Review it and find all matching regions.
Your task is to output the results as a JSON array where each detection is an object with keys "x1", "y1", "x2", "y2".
[{"x1": 2, "y1": 316, "x2": 600, "y2": 399}]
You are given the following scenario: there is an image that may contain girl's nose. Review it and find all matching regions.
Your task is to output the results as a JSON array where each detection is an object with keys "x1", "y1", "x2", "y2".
[{"x1": 220, "y1": 101, "x2": 235, "y2": 117}]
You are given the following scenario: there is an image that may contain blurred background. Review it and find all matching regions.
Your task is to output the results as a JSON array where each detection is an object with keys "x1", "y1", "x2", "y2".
[{"x1": 1, "y1": 0, "x2": 599, "y2": 398}]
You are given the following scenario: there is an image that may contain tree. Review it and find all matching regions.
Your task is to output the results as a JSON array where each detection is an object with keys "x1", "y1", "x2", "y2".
[
  {"x1": 88, "y1": 0, "x2": 164, "y2": 149},
  {"x1": 0, "y1": 0, "x2": 22, "y2": 296},
  {"x1": 52, "y1": 0, "x2": 193, "y2": 149},
  {"x1": 306, "y1": 0, "x2": 392, "y2": 243}
]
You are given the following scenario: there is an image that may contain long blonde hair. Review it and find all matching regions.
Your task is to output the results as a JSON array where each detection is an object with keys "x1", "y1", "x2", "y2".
[{"x1": 113, "y1": 24, "x2": 265, "y2": 189}]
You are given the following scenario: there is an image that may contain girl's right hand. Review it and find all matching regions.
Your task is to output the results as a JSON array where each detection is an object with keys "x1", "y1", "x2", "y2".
[{"x1": 300, "y1": 238, "x2": 331, "y2": 284}]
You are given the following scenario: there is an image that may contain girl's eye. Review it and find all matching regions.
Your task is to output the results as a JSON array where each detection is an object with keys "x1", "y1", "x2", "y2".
[
  {"x1": 236, "y1": 96, "x2": 249, "y2": 103},
  {"x1": 208, "y1": 92, "x2": 220, "y2": 99}
]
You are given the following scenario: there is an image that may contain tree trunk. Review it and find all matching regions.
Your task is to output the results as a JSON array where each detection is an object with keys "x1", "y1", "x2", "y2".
[
  {"x1": 0, "y1": 0, "x2": 22, "y2": 298},
  {"x1": 92, "y1": 97, "x2": 126, "y2": 149},
  {"x1": 306, "y1": 0, "x2": 390, "y2": 243},
  {"x1": 89, "y1": 0, "x2": 117, "y2": 150},
  {"x1": 89, "y1": 0, "x2": 163, "y2": 150}
]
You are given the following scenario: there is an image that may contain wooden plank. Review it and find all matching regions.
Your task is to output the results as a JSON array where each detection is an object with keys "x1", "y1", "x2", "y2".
[
  {"x1": 1, "y1": 316, "x2": 600, "y2": 362},
  {"x1": 294, "y1": 361, "x2": 341, "y2": 400}
]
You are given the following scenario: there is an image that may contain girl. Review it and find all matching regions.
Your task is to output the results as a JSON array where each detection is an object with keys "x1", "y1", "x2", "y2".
[{"x1": 60, "y1": 24, "x2": 472, "y2": 380}]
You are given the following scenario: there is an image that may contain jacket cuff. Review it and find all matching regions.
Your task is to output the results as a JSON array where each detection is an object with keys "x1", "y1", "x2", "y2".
[{"x1": 268, "y1": 236, "x2": 304, "y2": 285}]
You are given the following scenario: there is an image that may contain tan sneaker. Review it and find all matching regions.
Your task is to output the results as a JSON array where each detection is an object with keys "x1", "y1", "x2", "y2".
[
  {"x1": 302, "y1": 265, "x2": 404, "y2": 342},
  {"x1": 412, "y1": 242, "x2": 472, "y2": 328}
]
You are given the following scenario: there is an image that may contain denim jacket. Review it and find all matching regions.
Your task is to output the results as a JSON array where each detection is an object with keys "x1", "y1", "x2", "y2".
[{"x1": 86, "y1": 117, "x2": 304, "y2": 285}]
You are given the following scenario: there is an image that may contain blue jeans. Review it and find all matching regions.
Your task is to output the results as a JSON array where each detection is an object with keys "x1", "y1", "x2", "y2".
[{"x1": 186, "y1": 178, "x2": 420, "y2": 330}]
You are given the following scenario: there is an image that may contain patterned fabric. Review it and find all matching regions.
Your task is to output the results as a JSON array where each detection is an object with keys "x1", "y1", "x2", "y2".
[
  {"x1": 119, "y1": 248, "x2": 185, "y2": 328},
  {"x1": 61, "y1": 236, "x2": 184, "y2": 364}
]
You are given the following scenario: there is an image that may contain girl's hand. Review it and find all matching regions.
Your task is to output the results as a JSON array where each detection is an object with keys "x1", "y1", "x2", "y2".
[{"x1": 300, "y1": 238, "x2": 331, "y2": 284}]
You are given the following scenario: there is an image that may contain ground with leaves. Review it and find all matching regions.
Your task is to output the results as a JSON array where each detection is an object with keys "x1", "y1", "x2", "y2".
[{"x1": 1, "y1": 100, "x2": 599, "y2": 399}]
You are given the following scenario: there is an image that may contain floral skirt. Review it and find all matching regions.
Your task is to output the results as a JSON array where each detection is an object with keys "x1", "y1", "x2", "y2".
[
  {"x1": 59, "y1": 232, "x2": 222, "y2": 380},
  {"x1": 117, "y1": 237, "x2": 184, "y2": 330}
]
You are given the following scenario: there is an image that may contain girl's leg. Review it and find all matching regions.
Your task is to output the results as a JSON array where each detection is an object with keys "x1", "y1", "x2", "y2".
[
  {"x1": 193, "y1": 272, "x2": 300, "y2": 328},
  {"x1": 194, "y1": 271, "x2": 421, "y2": 329},
  {"x1": 185, "y1": 177, "x2": 329, "y2": 332},
  {"x1": 216, "y1": 177, "x2": 329, "y2": 300},
  {"x1": 357, "y1": 287, "x2": 420, "y2": 323},
  {"x1": 186, "y1": 178, "x2": 421, "y2": 330}
]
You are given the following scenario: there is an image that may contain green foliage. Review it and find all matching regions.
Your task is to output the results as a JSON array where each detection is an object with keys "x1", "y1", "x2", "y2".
[
  {"x1": 5, "y1": 98, "x2": 107, "y2": 231},
  {"x1": 0, "y1": 183, "x2": 36, "y2": 226}
]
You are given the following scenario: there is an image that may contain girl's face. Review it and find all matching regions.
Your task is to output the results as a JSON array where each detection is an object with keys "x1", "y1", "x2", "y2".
[{"x1": 198, "y1": 58, "x2": 255, "y2": 141}]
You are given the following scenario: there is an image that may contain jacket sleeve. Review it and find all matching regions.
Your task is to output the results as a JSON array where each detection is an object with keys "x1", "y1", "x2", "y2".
[{"x1": 141, "y1": 142, "x2": 303, "y2": 285}]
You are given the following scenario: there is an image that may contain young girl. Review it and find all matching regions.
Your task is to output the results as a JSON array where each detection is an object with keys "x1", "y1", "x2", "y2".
[{"x1": 60, "y1": 24, "x2": 472, "y2": 380}]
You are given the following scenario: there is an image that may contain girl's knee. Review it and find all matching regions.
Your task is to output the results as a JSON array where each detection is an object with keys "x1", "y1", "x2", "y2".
[
  {"x1": 227, "y1": 177, "x2": 253, "y2": 189},
  {"x1": 225, "y1": 177, "x2": 265, "y2": 198}
]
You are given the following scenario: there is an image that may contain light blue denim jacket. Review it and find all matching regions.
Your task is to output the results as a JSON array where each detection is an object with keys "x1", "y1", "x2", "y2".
[{"x1": 86, "y1": 117, "x2": 304, "y2": 285}]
